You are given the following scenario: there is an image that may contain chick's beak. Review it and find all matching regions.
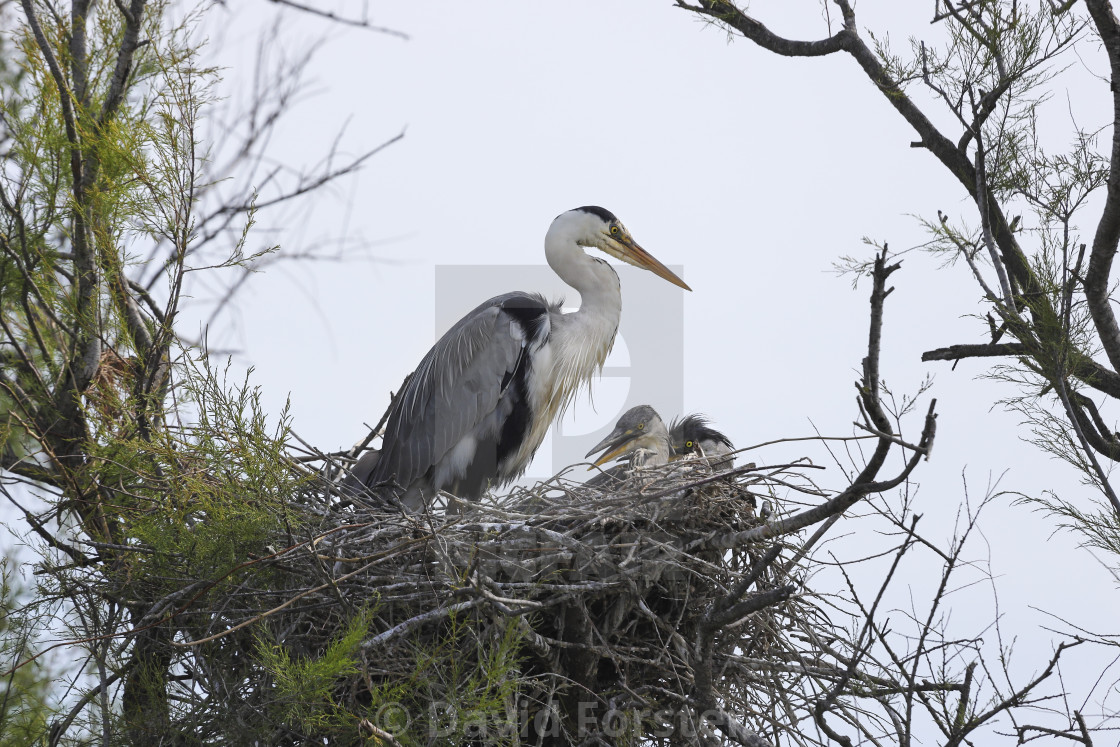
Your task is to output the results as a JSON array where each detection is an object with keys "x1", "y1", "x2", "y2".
[
  {"x1": 609, "y1": 235, "x2": 691, "y2": 291},
  {"x1": 585, "y1": 427, "x2": 637, "y2": 468}
]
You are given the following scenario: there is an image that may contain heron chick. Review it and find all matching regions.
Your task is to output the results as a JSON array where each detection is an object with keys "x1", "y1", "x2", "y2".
[
  {"x1": 362, "y1": 206, "x2": 690, "y2": 510},
  {"x1": 583, "y1": 405, "x2": 673, "y2": 488},
  {"x1": 670, "y1": 414, "x2": 736, "y2": 469},
  {"x1": 583, "y1": 407, "x2": 736, "y2": 488},
  {"x1": 589, "y1": 405, "x2": 672, "y2": 465}
]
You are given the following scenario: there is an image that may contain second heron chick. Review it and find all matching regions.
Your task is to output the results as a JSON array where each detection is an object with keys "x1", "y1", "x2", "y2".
[{"x1": 670, "y1": 414, "x2": 736, "y2": 469}]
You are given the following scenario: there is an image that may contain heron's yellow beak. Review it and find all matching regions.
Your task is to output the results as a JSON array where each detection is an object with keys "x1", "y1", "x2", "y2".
[
  {"x1": 586, "y1": 426, "x2": 643, "y2": 467},
  {"x1": 592, "y1": 440, "x2": 634, "y2": 468},
  {"x1": 606, "y1": 235, "x2": 691, "y2": 291}
]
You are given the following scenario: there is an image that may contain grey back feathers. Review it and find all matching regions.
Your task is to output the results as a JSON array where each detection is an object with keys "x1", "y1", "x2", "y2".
[
  {"x1": 338, "y1": 449, "x2": 380, "y2": 501},
  {"x1": 365, "y1": 291, "x2": 555, "y2": 508}
]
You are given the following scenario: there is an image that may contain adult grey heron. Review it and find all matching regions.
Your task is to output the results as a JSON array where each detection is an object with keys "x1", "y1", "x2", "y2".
[
  {"x1": 583, "y1": 405, "x2": 673, "y2": 488},
  {"x1": 361, "y1": 206, "x2": 690, "y2": 510},
  {"x1": 338, "y1": 448, "x2": 380, "y2": 500}
]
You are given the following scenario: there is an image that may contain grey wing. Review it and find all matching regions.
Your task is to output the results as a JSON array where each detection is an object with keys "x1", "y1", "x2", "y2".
[
  {"x1": 368, "y1": 291, "x2": 550, "y2": 492},
  {"x1": 339, "y1": 449, "x2": 380, "y2": 499}
]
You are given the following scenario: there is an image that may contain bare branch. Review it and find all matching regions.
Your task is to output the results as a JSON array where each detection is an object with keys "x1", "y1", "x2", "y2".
[
  {"x1": 674, "y1": 0, "x2": 849, "y2": 57},
  {"x1": 1082, "y1": 0, "x2": 1120, "y2": 372},
  {"x1": 265, "y1": 0, "x2": 409, "y2": 37}
]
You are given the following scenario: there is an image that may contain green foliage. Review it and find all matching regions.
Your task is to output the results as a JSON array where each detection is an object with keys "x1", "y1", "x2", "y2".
[
  {"x1": 0, "y1": 0, "x2": 436, "y2": 743},
  {"x1": 255, "y1": 605, "x2": 528, "y2": 745},
  {"x1": 0, "y1": 562, "x2": 53, "y2": 747},
  {"x1": 384, "y1": 612, "x2": 526, "y2": 746},
  {"x1": 256, "y1": 607, "x2": 375, "y2": 735},
  {"x1": 91, "y1": 352, "x2": 300, "y2": 601},
  {"x1": 0, "y1": 1, "x2": 211, "y2": 458}
]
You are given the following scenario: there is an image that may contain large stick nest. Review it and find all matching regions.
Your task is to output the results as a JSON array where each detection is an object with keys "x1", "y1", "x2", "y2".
[{"x1": 180, "y1": 455, "x2": 830, "y2": 744}]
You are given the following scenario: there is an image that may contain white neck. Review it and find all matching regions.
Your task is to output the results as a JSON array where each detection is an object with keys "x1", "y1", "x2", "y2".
[
  {"x1": 545, "y1": 220, "x2": 622, "y2": 317},
  {"x1": 503, "y1": 212, "x2": 627, "y2": 478},
  {"x1": 506, "y1": 219, "x2": 623, "y2": 476},
  {"x1": 544, "y1": 218, "x2": 622, "y2": 380}
]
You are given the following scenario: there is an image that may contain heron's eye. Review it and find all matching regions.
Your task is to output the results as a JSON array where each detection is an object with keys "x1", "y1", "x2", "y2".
[
  {"x1": 637, "y1": 423, "x2": 644, "y2": 430},
  {"x1": 686, "y1": 440, "x2": 694, "y2": 448},
  {"x1": 610, "y1": 225, "x2": 620, "y2": 235}
]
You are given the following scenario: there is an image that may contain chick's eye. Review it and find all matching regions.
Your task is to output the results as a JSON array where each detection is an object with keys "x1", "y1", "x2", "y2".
[
  {"x1": 637, "y1": 423, "x2": 644, "y2": 430},
  {"x1": 686, "y1": 441, "x2": 694, "y2": 448},
  {"x1": 610, "y1": 225, "x2": 619, "y2": 235}
]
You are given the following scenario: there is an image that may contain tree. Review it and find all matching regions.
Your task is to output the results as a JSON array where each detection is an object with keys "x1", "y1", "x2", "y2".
[
  {"x1": 664, "y1": 0, "x2": 1120, "y2": 742},
  {"x1": 673, "y1": 0, "x2": 1120, "y2": 564},
  {"x1": 0, "y1": 0, "x2": 398, "y2": 741},
  {"x1": 0, "y1": 560, "x2": 53, "y2": 747}
]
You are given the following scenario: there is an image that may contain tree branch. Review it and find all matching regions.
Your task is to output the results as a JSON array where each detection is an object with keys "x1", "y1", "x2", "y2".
[
  {"x1": 675, "y1": 0, "x2": 848, "y2": 57},
  {"x1": 265, "y1": 0, "x2": 409, "y2": 37},
  {"x1": 1082, "y1": 0, "x2": 1120, "y2": 373},
  {"x1": 922, "y1": 342, "x2": 1028, "y2": 361},
  {"x1": 99, "y1": 0, "x2": 148, "y2": 127},
  {"x1": 715, "y1": 254, "x2": 937, "y2": 549}
]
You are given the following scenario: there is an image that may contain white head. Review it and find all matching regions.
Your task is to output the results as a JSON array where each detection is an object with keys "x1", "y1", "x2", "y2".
[{"x1": 545, "y1": 206, "x2": 691, "y2": 291}]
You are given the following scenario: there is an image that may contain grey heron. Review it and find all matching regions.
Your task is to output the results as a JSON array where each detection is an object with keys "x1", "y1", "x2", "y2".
[
  {"x1": 361, "y1": 206, "x2": 690, "y2": 510},
  {"x1": 582, "y1": 408, "x2": 736, "y2": 488},
  {"x1": 670, "y1": 414, "x2": 736, "y2": 469},
  {"x1": 338, "y1": 448, "x2": 380, "y2": 500},
  {"x1": 583, "y1": 405, "x2": 673, "y2": 488}
]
